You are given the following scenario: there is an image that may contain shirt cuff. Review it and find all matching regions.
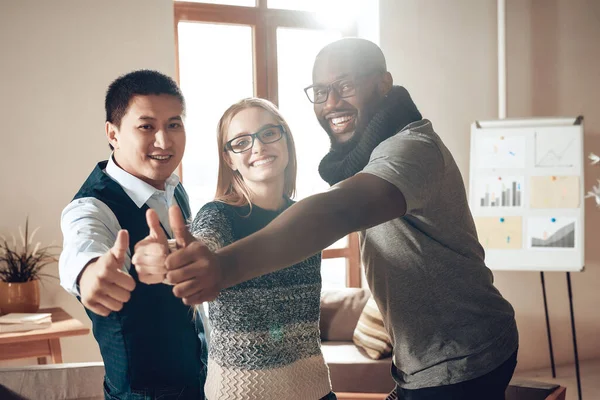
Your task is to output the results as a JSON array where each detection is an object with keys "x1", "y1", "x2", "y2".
[
  {"x1": 62, "y1": 253, "x2": 104, "y2": 297},
  {"x1": 163, "y1": 239, "x2": 179, "y2": 286},
  {"x1": 167, "y1": 238, "x2": 178, "y2": 253}
]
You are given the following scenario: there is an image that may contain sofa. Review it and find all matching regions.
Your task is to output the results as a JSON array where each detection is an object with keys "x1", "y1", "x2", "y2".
[
  {"x1": 318, "y1": 287, "x2": 566, "y2": 400},
  {"x1": 0, "y1": 363, "x2": 566, "y2": 400},
  {"x1": 0, "y1": 287, "x2": 566, "y2": 400},
  {"x1": 319, "y1": 287, "x2": 395, "y2": 396}
]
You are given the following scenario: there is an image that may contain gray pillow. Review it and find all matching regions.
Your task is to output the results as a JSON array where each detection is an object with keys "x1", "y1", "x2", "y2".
[{"x1": 320, "y1": 288, "x2": 371, "y2": 341}]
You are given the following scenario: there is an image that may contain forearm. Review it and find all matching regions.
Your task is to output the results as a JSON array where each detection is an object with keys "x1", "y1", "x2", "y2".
[
  {"x1": 59, "y1": 245, "x2": 104, "y2": 296},
  {"x1": 217, "y1": 189, "x2": 358, "y2": 289},
  {"x1": 59, "y1": 198, "x2": 125, "y2": 296},
  {"x1": 216, "y1": 173, "x2": 406, "y2": 289}
]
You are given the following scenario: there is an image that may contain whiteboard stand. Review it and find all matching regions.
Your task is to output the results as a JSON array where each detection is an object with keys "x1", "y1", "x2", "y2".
[
  {"x1": 469, "y1": 116, "x2": 584, "y2": 400},
  {"x1": 566, "y1": 272, "x2": 582, "y2": 400},
  {"x1": 542, "y1": 271, "x2": 582, "y2": 400},
  {"x1": 540, "y1": 271, "x2": 556, "y2": 378}
]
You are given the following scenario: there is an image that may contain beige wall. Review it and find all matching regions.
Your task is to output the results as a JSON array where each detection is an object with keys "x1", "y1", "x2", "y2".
[
  {"x1": 380, "y1": 0, "x2": 600, "y2": 372},
  {"x1": 0, "y1": 0, "x2": 176, "y2": 366},
  {"x1": 1, "y1": 0, "x2": 598, "y2": 374}
]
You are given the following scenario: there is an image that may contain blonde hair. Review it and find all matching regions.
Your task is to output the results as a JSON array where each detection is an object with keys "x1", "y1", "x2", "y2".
[{"x1": 214, "y1": 97, "x2": 297, "y2": 207}]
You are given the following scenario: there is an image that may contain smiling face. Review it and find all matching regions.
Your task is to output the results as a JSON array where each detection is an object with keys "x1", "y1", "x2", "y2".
[
  {"x1": 225, "y1": 107, "x2": 289, "y2": 190},
  {"x1": 106, "y1": 94, "x2": 185, "y2": 189},
  {"x1": 313, "y1": 56, "x2": 385, "y2": 149},
  {"x1": 310, "y1": 39, "x2": 392, "y2": 151}
]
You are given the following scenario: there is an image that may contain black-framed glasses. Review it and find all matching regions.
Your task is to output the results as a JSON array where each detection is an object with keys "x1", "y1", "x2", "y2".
[
  {"x1": 303, "y1": 70, "x2": 384, "y2": 104},
  {"x1": 224, "y1": 124, "x2": 286, "y2": 153}
]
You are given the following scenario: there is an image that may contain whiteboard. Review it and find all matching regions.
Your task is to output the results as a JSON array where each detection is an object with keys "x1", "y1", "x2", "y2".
[{"x1": 468, "y1": 117, "x2": 585, "y2": 272}]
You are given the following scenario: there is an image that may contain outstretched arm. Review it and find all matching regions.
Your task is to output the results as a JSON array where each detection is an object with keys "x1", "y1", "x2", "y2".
[
  {"x1": 218, "y1": 173, "x2": 406, "y2": 288},
  {"x1": 164, "y1": 172, "x2": 406, "y2": 306},
  {"x1": 165, "y1": 133, "x2": 444, "y2": 305}
]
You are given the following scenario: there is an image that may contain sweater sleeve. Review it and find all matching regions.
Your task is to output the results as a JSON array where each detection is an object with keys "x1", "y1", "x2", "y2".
[{"x1": 190, "y1": 202, "x2": 235, "y2": 252}]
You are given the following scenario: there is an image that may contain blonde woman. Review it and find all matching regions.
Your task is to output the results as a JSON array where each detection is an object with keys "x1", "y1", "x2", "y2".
[{"x1": 191, "y1": 98, "x2": 334, "y2": 399}]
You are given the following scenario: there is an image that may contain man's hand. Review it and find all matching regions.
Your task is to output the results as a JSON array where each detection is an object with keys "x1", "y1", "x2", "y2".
[
  {"x1": 78, "y1": 230, "x2": 135, "y2": 317},
  {"x1": 131, "y1": 209, "x2": 169, "y2": 284},
  {"x1": 165, "y1": 205, "x2": 222, "y2": 305}
]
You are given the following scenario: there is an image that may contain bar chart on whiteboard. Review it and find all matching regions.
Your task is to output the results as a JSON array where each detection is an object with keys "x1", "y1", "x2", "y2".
[{"x1": 475, "y1": 176, "x2": 524, "y2": 207}]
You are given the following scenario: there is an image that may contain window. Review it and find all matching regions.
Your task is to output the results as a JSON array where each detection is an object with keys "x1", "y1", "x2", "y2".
[
  {"x1": 178, "y1": 22, "x2": 254, "y2": 210},
  {"x1": 174, "y1": 0, "x2": 367, "y2": 288},
  {"x1": 180, "y1": 0, "x2": 256, "y2": 5}
]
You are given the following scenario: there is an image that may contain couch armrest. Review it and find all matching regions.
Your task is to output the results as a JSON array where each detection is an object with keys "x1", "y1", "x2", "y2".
[{"x1": 0, "y1": 362, "x2": 105, "y2": 400}]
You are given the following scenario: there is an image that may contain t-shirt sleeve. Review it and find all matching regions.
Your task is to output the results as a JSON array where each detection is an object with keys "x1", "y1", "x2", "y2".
[
  {"x1": 190, "y1": 202, "x2": 235, "y2": 252},
  {"x1": 361, "y1": 134, "x2": 445, "y2": 214}
]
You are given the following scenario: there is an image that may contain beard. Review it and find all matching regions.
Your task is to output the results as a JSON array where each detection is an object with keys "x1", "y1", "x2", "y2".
[
  {"x1": 318, "y1": 85, "x2": 423, "y2": 186},
  {"x1": 320, "y1": 88, "x2": 386, "y2": 156}
]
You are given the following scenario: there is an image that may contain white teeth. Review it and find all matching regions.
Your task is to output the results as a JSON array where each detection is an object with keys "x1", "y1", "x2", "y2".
[
  {"x1": 149, "y1": 155, "x2": 170, "y2": 160},
  {"x1": 252, "y1": 157, "x2": 275, "y2": 167},
  {"x1": 331, "y1": 115, "x2": 353, "y2": 125}
]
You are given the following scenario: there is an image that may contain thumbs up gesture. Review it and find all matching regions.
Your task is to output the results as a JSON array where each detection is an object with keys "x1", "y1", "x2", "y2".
[
  {"x1": 166, "y1": 205, "x2": 223, "y2": 305},
  {"x1": 78, "y1": 230, "x2": 136, "y2": 317},
  {"x1": 131, "y1": 209, "x2": 171, "y2": 284}
]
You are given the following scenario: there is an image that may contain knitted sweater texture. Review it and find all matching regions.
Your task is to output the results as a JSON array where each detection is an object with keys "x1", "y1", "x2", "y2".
[{"x1": 191, "y1": 200, "x2": 332, "y2": 400}]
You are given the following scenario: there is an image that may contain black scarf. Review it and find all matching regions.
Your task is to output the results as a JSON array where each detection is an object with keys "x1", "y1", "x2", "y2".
[{"x1": 318, "y1": 86, "x2": 422, "y2": 186}]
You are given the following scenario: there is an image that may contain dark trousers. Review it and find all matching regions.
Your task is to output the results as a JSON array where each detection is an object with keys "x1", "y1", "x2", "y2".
[
  {"x1": 321, "y1": 392, "x2": 338, "y2": 400},
  {"x1": 103, "y1": 377, "x2": 204, "y2": 400},
  {"x1": 395, "y1": 350, "x2": 518, "y2": 400}
]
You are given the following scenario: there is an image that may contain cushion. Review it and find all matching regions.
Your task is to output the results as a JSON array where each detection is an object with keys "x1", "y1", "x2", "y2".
[
  {"x1": 352, "y1": 297, "x2": 393, "y2": 359},
  {"x1": 321, "y1": 341, "x2": 395, "y2": 394},
  {"x1": 320, "y1": 288, "x2": 371, "y2": 341}
]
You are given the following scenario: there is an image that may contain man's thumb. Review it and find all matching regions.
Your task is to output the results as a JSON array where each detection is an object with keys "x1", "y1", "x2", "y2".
[
  {"x1": 146, "y1": 208, "x2": 166, "y2": 240},
  {"x1": 110, "y1": 229, "x2": 129, "y2": 263},
  {"x1": 169, "y1": 205, "x2": 194, "y2": 248}
]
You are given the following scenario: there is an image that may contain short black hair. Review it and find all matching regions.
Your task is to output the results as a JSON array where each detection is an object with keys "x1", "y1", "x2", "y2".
[
  {"x1": 314, "y1": 38, "x2": 387, "y2": 79},
  {"x1": 104, "y1": 69, "x2": 185, "y2": 150}
]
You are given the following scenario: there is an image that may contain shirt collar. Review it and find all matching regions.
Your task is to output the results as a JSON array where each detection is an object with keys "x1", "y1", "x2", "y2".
[{"x1": 104, "y1": 155, "x2": 180, "y2": 208}]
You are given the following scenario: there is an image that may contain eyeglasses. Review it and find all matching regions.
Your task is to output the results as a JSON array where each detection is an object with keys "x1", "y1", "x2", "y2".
[
  {"x1": 303, "y1": 71, "x2": 384, "y2": 104},
  {"x1": 224, "y1": 124, "x2": 286, "y2": 154}
]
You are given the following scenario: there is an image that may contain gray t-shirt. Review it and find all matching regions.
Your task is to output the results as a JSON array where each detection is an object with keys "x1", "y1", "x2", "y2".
[{"x1": 360, "y1": 119, "x2": 518, "y2": 389}]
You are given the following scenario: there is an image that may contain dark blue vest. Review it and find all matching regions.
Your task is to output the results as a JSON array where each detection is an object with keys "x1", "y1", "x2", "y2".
[{"x1": 73, "y1": 161, "x2": 207, "y2": 396}]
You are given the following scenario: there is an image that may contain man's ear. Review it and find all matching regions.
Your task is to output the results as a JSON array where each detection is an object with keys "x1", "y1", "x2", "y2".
[
  {"x1": 106, "y1": 121, "x2": 119, "y2": 149},
  {"x1": 379, "y1": 71, "x2": 393, "y2": 96}
]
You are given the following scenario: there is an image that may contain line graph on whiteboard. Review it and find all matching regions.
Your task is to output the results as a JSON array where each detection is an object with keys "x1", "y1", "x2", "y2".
[
  {"x1": 528, "y1": 217, "x2": 576, "y2": 249},
  {"x1": 534, "y1": 130, "x2": 578, "y2": 168}
]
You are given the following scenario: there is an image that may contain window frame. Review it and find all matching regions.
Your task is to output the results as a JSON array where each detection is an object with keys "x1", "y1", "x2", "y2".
[{"x1": 173, "y1": 0, "x2": 361, "y2": 288}]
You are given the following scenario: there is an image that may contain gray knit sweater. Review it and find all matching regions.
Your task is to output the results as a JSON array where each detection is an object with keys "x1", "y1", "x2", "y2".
[{"x1": 191, "y1": 200, "x2": 332, "y2": 400}]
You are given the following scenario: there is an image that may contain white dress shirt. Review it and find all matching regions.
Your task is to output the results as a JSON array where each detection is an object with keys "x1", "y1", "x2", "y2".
[{"x1": 59, "y1": 156, "x2": 180, "y2": 296}]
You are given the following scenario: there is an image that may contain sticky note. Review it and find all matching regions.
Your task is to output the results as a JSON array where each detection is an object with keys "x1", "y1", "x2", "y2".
[
  {"x1": 530, "y1": 176, "x2": 579, "y2": 208},
  {"x1": 474, "y1": 216, "x2": 523, "y2": 249}
]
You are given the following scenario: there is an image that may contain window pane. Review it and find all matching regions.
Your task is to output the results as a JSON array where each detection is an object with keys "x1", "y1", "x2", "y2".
[
  {"x1": 277, "y1": 27, "x2": 346, "y2": 270},
  {"x1": 268, "y1": 0, "x2": 324, "y2": 11},
  {"x1": 178, "y1": 22, "x2": 254, "y2": 214},
  {"x1": 321, "y1": 257, "x2": 347, "y2": 289},
  {"x1": 268, "y1": 0, "x2": 361, "y2": 31},
  {"x1": 276, "y1": 27, "x2": 341, "y2": 201},
  {"x1": 268, "y1": 0, "x2": 353, "y2": 12},
  {"x1": 176, "y1": 0, "x2": 256, "y2": 6}
]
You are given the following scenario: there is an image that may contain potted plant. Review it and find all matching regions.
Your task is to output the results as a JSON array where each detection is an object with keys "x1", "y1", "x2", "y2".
[{"x1": 0, "y1": 218, "x2": 58, "y2": 314}]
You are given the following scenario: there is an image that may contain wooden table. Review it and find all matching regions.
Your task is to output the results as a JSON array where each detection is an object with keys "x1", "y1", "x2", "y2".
[{"x1": 0, "y1": 307, "x2": 89, "y2": 364}]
